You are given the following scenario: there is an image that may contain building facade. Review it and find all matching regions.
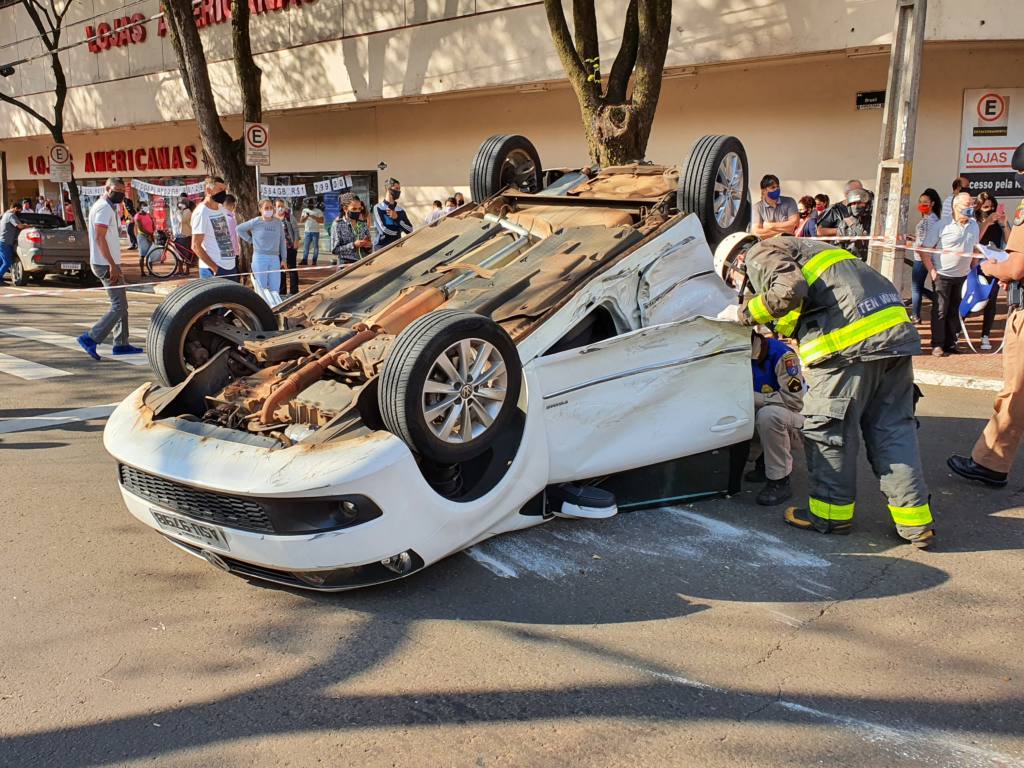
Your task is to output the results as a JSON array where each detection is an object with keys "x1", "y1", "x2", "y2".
[{"x1": 0, "y1": 0, "x2": 1022, "y2": 223}]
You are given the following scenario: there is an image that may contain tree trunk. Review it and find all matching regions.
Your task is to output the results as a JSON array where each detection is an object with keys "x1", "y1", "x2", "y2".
[{"x1": 583, "y1": 102, "x2": 647, "y2": 166}]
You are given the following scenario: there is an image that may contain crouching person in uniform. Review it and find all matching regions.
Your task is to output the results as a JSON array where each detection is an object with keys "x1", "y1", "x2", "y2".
[
  {"x1": 747, "y1": 332, "x2": 805, "y2": 506},
  {"x1": 714, "y1": 234, "x2": 934, "y2": 548}
]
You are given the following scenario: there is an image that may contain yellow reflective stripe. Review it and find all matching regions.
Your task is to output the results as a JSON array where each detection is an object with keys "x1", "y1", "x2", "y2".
[
  {"x1": 800, "y1": 248, "x2": 858, "y2": 285},
  {"x1": 799, "y1": 305, "x2": 911, "y2": 365},
  {"x1": 889, "y1": 503, "x2": 933, "y2": 527},
  {"x1": 775, "y1": 306, "x2": 802, "y2": 337},
  {"x1": 748, "y1": 295, "x2": 775, "y2": 324},
  {"x1": 809, "y1": 497, "x2": 855, "y2": 521}
]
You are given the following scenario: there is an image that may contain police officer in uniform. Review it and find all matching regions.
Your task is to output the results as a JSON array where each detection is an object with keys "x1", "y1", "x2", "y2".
[
  {"x1": 715, "y1": 235, "x2": 934, "y2": 547},
  {"x1": 948, "y1": 143, "x2": 1024, "y2": 486}
]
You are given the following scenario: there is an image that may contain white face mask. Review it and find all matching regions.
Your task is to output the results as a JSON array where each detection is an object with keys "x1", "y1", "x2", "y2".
[
  {"x1": 261, "y1": 209, "x2": 274, "y2": 219},
  {"x1": 276, "y1": 207, "x2": 286, "y2": 214}
]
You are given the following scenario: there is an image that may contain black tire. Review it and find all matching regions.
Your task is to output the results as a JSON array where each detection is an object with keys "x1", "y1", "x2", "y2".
[
  {"x1": 11, "y1": 258, "x2": 28, "y2": 286},
  {"x1": 147, "y1": 278, "x2": 276, "y2": 387},
  {"x1": 29, "y1": 272, "x2": 45, "y2": 284},
  {"x1": 677, "y1": 135, "x2": 750, "y2": 247},
  {"x1": 470, "y1": 134, "x2": 543, "y2": 203},
  {"x1": 380, "y1": 310, "x2": 522, "y2": 464}
]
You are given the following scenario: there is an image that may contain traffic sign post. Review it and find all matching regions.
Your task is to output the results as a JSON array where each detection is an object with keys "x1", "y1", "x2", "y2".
[
  {"x1": 49, "y1": 144, "x2": 72, "y2": 183},
  {"x1": 244, "y1": 122, "x2": 270, "y2": 166}
]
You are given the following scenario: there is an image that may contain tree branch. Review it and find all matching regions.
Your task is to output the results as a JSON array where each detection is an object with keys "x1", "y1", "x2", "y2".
[
  {"x1": 606, "y1": 0, "x2": 638, "y2": 103},
  {"x1": 572, "y1": 0, "x2": 599, "y2": 70},
  {"x1": 631, "y1": 0, "x2": 671, "y2": 114},
  {"x1": 231, "y1": 0, "x2": 262, "y2": 125},
  {"x1": 0, "y1": 91, "x2": 54, "y2": 132},
  {"x1": 543, "y1": 0, "x2": 599, "y2": 107}
]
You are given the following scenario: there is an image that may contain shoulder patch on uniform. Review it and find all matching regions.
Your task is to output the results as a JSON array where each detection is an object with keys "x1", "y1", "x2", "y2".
[
  {"x1": 782, "y1": 352, "x2": 800, "y2": 377},
  {"x1": 1015, "y1": 200, "x2": 1024, "y2": 227},
  {"x1": 787, "y1": 378, "x2": 803, "y2": 393}
]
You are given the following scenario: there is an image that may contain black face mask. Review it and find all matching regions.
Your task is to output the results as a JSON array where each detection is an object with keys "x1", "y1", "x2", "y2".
[
  {"x1": 211, "y1": 190, "x2": 228, "y2": 204},
  {"x1": 107, "y1": 191, "x2": 125, "y2": 205},
  {"x1": 389, "y1": 189, "x2": 401, "y2": 201},
  {"x1": 347, "y1": 210, "x2": 361, "y2": 220}
]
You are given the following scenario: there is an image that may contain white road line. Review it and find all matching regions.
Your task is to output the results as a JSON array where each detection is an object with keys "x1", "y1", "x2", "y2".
[
  {"x1": 0, "y1": 352, "x2": 73, "y2": 381},
  {"x1": 0, "y1": 403, "x2": 118, "y2": 434},
  {"x1": 0, "y1": 326, "x2": 149, "y2": 366}
]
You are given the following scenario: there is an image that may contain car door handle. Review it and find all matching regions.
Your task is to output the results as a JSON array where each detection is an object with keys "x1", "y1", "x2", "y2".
[{"x1": 710, "y1": 418, "x2": 750, "y2": 433}]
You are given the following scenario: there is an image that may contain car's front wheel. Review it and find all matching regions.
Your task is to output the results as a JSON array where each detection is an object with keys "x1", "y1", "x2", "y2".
[
  {"x1": 147, "y1": 278, "x2": 276, "y2": 386},
  {"x1": 677, "y1": 135, "x2": 750, "y2": 247},
  {"x1": 470, "y1": 134, "x2": 543, "y2": 203},
  {"x1": 379, "y1": 310, "x2": 523, "y2": 464}
]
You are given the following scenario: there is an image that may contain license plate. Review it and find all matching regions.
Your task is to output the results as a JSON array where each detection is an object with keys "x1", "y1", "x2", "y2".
[
  {"x1": 60, "y1": 262, "x2": 82, "y2": 271},
  {"x1": 150, "y1": 508, "x2": 231, "y2": 551}
]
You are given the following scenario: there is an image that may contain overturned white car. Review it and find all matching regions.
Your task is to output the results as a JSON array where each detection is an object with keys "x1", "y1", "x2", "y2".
[{"x1": 104, "y1": 134, "x2": 755, "y2": 590}]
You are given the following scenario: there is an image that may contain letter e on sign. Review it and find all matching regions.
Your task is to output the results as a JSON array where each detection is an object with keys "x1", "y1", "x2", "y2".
[
  {"x1": 977, "y1": 92, "x2": 1007, "y2": 123},
  {"x1": 244, "y1": 122, "x2": 270, "y2": 166}
]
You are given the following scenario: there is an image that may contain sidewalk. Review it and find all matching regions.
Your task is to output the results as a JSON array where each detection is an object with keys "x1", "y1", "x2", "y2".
[{"x1": 912, "y1": 300, "x2": 1006, "y2": 392}]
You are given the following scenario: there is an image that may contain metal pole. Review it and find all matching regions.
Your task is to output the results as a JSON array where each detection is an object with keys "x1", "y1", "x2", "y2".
[{"x1": 869, "y1": 0, "x2": 928, "y2": 296}]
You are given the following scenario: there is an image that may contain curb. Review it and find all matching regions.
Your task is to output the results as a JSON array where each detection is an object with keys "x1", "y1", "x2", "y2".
[{"x1": 914, "y1": 369, "x2": 1002, "y2": 392}]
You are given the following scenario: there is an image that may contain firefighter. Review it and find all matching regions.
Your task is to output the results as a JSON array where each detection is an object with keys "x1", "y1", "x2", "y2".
[
  {"x1": 714, "y1": 234, "x2": 934, "y2": 548},
  {"x1": 948, "y1": 143, "x2": 1024, "y2": 486}
]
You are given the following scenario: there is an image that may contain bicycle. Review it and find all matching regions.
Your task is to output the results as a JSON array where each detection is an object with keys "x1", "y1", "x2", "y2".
[{"x1": 141, "y1": 229, "x2": 198, "y2": 278}]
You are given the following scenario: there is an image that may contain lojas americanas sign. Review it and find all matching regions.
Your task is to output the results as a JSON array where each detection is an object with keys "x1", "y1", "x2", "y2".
[{"x1": 85, "y1": 0, "x2": 314, "y2": 54}]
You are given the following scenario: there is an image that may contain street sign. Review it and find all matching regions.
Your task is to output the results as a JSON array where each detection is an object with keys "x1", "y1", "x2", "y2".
[
  {"x1": 49, "y1": 144, "x2": 72, "y2": 182},
  {"x1": 244, "y1": 122, "x2": 270, "y2": 166}
]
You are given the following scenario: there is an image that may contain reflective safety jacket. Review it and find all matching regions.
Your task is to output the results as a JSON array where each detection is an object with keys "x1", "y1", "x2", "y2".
[{"x1": 739, "y1": 237, "x2": 920, "y2": 367}]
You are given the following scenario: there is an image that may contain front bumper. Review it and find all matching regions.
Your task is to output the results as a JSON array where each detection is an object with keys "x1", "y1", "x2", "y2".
[{"x1": 105, "y1": 385, "x2": 549, "y2": 581}]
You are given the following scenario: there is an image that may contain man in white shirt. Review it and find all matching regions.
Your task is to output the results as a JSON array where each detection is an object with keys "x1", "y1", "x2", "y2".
[
  {"x1": 941, "y1": 175, "x2": 970, "y2": 220},
  {"x1": 299, "y1": 199, "x2": 325, "y2": 266},
  {"x1": 923, "y1": 191, "x2": 979, "y2": 356},
  {"x1": 191, "y1": 175, "x2": 238, "y2": 281},
  {"x1": 424, "y1": 200, "x2": 445, "y2": 226},
  {"x1": 76, "y1": 177, "x2": 142, "y2": 359}
]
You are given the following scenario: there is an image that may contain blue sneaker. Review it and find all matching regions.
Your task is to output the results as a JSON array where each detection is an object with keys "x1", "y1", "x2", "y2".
[
  {"x1": 111, "y1": 344, "x2": 144, "y2": 355},
  {"x1": 77, "y1": 333, "x2": 101, "y2": 361}
]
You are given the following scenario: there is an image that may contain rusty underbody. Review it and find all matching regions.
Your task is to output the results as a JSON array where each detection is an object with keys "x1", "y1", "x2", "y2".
[{"x1": 191, "y1": 166, "x2": 680, "y2": 444}]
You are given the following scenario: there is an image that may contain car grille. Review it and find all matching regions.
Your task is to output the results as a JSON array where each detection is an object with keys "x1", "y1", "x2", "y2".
[{"x1": 119, "y1": 464, "x2": 275, "y2": 534}]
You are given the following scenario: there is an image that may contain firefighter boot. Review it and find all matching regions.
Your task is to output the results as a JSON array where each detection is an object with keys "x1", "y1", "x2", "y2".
[
  {"x1": 784, "y1": 506, "x2": 852, "y2": 535},
  {"x1": 897, "y1": 524, "x2": 935, "y2": 549},
  {"x1": 757, "y1": 475, "x2": 792, "y2": 506}
]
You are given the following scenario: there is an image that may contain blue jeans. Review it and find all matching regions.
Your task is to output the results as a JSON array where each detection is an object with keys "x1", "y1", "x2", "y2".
[
  {"x1": 301, "y1": 231, "x2": 319, "y2": 265},
  {"x1": 0, "y1": 242, "x2": 13, "y2": 282},
  {"x1": 199, "y1": 264, "x2": 239, "y2": 282},
  {"x1": 911, "y1": 260, "x2": 934, "y2": 320}
]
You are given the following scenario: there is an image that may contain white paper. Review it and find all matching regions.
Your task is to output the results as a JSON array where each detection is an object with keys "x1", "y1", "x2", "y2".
[{"x1": 976, "y1": 243, "x2": 1010, "y2": 263}]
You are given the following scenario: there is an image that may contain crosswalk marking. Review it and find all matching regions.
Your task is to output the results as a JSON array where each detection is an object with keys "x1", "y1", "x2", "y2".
[
  {"x1": 0, "y1": 352, "x2": 73, "y2": 381},
  {"x1": 0, "y1": 403, "x2": 119, "y2": 434},
  {"x1": 0, "y1": 326, "x2": 150, "y2": 366}
]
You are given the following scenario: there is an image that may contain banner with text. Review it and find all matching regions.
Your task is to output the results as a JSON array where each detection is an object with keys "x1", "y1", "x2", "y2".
[{"x1": 959, "y1": 88, "x2": 1024, "y2": 198}]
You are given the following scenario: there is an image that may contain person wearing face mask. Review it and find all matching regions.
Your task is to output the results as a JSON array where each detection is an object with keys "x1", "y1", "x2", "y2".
[
  {"x1": 175, "y1": 196, "x2": 193, "y2": 261},
  {"x1": 975, "y1": 192, "x2": 1011, "y2": 349},
  {"x1": 276, "y1": 199, "x2": 300, "y2": 295},
  {"x1": 133, "y1": 200, "x2": 156, "y2": 261},
  {"x1": 910, "y1": 188, "x2": 942, "y2": 324},
  {"x1": 237, "y1": 198, "x2": 287, "y2": 293},
  {"x1": 751, "y1": 174, "x2": 799, "y2": 238},
  {"x1": 836, "y1": 188, "x2": 872, "y2": 260},
  {"x1": 924, "y1": 192, "x2": 979, "y2": 356},
  {"x1": 76, "y1": 177, "x2": 143, "y2": 360},
  {"x1": 942, "y1": 175, "x2": 971, "y2": 220},
  {"x1": 331, "y1": 196, "x2": 372, "y2": 266},
  {"x1": 948, "y1": 144, "x2": 1024, "y2": 487},
  {"x1": 795, "y1": 195, "x2": 818, "y2": 238},
  {"x1": 372, "y1": 178, "x2": 414, "y2": 251},
  {"x1": 191, "y1": 175, "x2": 238, "y2": 281}
]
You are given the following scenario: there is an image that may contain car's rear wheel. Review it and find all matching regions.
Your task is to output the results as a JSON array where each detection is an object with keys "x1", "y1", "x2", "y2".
[
  {"x1": 147, "y1": 278, "x2": 276, "y2": 386},
  {"x1": 29, "y1": 271, "x2": 45, "y2": 284},
  {"x1": 470, "y1": 135, "x2": 543, "y2": 203},
  {"x1": 380, "y1": 310, "x2": 522, "y2": 464},
  {"x1": 677, "y1": 135, "x2": 750, "y2": 247},
  {"x1": 11, "y1": 258, "x2": 28, "y2": 286}
]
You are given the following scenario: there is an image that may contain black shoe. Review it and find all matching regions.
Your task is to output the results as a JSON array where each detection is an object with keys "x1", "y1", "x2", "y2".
[
  {"x1": 745, "y1": 455, "x2": 766, "y2": 484},
  {"x1": 756, "y1": 475, "x2": 792, "y2": 506},
  {"x1": 947, "y1": 455, "x2": 1007, "y2": 487}
]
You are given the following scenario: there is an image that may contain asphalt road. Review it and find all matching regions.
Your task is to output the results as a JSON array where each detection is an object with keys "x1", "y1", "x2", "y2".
[{"x1": 1, "y1": 284, "x2": 1023, "y2": 768}]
